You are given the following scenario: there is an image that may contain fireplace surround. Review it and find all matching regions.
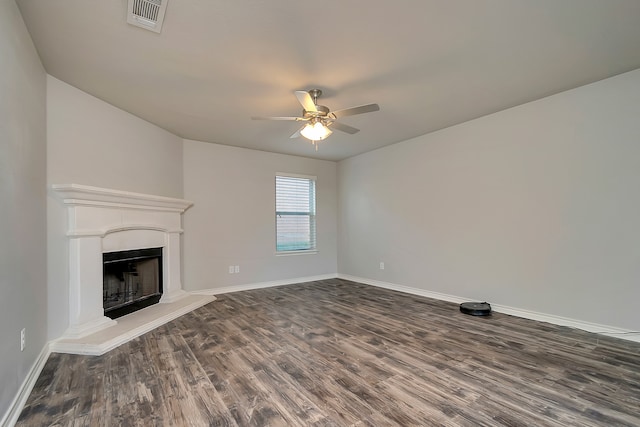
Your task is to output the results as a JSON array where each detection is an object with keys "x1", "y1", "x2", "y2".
[{"x1": 53, "y1": 184, "x2": 193, "y2": 339}]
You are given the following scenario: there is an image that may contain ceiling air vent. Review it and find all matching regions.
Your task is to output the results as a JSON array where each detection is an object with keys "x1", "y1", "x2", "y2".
[{"x1": 127, "y1": 0, "x2": 168, "y2": 33}]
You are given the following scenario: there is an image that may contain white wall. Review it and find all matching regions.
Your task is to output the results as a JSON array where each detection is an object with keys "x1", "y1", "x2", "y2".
[
  {"x1": 47, "y1": 76, "x2": 184, "y2": 339},
  {"x1": 338, "y1": 69, "x2": 640, "y2": 331},
  {"x1": 47, "y1": 76, "x2": 184, "y2": 197},
  {"x1": 183, "y1": 140, "x2": 337, "y2": 291},
  {"x1": 0, "y1": 0, "x2": 47, "y2": 420}
]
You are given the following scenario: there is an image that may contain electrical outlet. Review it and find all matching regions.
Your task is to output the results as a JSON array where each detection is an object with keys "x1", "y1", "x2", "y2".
[
  {"x1": 20, "y1": 328, "x2": 25, "y2": 352},
  {"x1": 379, "y1": 262, "x2": 385, "y2": 270},
  {"x1": 234, "y1": 265, "x2": 240, "y2": 273},
  {"x1": 228, "y1": 265, "x2": 234, "y2": 274}
]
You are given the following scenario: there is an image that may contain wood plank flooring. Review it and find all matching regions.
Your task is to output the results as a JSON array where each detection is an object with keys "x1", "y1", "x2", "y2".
[{"x1": 17, "y1": 279, "x2": 640, "y2": 426}]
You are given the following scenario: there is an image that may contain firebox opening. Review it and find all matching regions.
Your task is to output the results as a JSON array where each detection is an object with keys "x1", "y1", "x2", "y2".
[{"x1": 103, "y1": 247, "x2": 163, "y2": 319}]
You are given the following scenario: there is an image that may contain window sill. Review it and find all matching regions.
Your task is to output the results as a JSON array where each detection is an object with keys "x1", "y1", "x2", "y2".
[{"x1": 275, "y1": 250, "x2": 318, "y2": 257}]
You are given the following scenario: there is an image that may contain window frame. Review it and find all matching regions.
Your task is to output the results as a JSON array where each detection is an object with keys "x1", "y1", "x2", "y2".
[{"x1": 275, "y1": 173, "x2": 317, "y2": 255}]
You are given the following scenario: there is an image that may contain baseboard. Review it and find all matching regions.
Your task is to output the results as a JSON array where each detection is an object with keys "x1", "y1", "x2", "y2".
[
  {"x1": 487, "y1": 303, "x2": 640, "y2": 342},
  {"x1": 191, "y1": 273, "x2": 339, "y2": 296},
  {"x1": 337, "y1": 274, "x2": 640, "y2": 344},
  {"x1": 0, "y1": 343, "x2": 51, "y2": 427},
  {"x1": 338, "y1": 274, "x2": 471, "y2": 305}
]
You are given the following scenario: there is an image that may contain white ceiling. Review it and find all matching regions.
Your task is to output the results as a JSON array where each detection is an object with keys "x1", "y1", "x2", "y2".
[{"x1": 17, "y1": 0, "x2": 640, "y2": 161}]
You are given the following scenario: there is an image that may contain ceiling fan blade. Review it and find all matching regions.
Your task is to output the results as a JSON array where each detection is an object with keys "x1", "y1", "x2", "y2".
[
  {"x1": 290, "y1": 126, "x2": 305, "y2": 139},
  {"x1": 251, "y1": 116, "x2": 302, "y2": 121},
  {"x1": 295, "y1": 90, "x2": 317, "y2": 112},
  {"x1": 329, "y1": 121, "x2": 360, "y2": 134},
  {"x1": 330, "y1": 103, "x2": 379, "y2": 119}
]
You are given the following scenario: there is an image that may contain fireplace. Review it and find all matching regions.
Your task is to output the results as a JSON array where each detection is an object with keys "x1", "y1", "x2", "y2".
[
  {"x1": 103, "y1": 247, "x2": 163, "y2": 319},
  {"x1": 52, "y1": 183, "x2": 194, "y2": 339}
]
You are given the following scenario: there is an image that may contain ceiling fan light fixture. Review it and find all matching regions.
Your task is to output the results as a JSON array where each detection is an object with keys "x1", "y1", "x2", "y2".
[
  {"x1": 253, "y1": 88, "x2": 379, "y2": 150},
  {"x1": 300, "y1": 121, "x2": 332, "y2": 141}
]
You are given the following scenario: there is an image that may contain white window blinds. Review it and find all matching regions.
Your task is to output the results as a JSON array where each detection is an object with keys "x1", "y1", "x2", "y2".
[{"x1": 276, "y1": 174, "x2": 316, "y2": 252}]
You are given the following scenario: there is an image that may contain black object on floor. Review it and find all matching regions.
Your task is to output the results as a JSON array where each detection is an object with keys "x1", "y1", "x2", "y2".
[{"x1": 460, "y1": 302, "x2": 492, "y2": 316}]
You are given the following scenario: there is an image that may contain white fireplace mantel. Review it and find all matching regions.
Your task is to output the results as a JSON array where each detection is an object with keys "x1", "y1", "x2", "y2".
[{"x1": 53, "y1": 184, "x2": 194, "y2": 339}]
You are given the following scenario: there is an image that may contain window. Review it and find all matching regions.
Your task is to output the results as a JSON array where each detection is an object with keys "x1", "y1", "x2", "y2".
[{"x1": 276, "y1": 174, "x2": 316, "y2": 253}]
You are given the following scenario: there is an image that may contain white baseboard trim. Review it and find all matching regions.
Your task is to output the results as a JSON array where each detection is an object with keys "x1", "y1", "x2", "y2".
[
  {"x1": 337, "y1": 274, "x2": 640, "y2": 344},
  {"x1": 0, "y1": 343, "x2": 52, "y2": 427},
  {"x1": 191, "y1": 273, "x2": 339, "y2": 296},
  {"x1": 487, "y1": 304, "x2": 640, "y2": 342},
  {"x1": 338, "y1": 274, "x2": 470, "y2": 304}
]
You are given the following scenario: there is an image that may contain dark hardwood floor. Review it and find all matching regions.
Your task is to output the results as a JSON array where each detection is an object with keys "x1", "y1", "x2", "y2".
[{"x1": 17, "y1": 279, "x2": 640, "y2": 426}]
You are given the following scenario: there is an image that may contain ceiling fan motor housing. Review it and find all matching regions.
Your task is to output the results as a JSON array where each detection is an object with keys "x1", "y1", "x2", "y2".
[{"x1": 303, "y1": 104, "x2": 330, "y2": 119}]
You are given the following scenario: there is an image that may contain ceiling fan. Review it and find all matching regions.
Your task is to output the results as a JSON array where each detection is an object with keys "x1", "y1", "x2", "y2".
[{"x1": 252, "y1": 89, "x2": 380, "y2": 149}]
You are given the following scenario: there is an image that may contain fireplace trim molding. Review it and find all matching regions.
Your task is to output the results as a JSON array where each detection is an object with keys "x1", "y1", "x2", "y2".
[{"x1": 53, "y1": 184, "x2": 193, "y2": 339}]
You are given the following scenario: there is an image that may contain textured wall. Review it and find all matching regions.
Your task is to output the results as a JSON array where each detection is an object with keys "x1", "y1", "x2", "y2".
[
  {"x1": 338, "y1": 69, "x2": 640, "y2": 331},
  {"x1": 0, "y1": 0, "x2": 47, "y2": 420},
  {"x1": 183, "y1": 140, "x2": 338, "y2": 291}
]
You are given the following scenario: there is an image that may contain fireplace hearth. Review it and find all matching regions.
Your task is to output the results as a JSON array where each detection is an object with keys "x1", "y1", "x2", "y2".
[{"x1": 104, "y1": 247, "x2": 163, "y2": 319}]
